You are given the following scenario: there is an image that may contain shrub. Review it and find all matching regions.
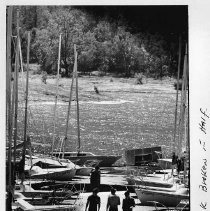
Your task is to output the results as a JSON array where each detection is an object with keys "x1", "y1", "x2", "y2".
[
  {"x1": 174, "y1": 80, "x2": 182, "y2": 90},
  {"x1": 135, "y1": 73, "x2": 144, "y2": 85}
]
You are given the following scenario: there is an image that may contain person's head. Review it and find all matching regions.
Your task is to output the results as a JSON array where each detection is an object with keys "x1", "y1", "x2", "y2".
[
  {"x1": 92, "y1": 188, "x2": 99, "y2": 195},
  {"x1": 124, "y1": 190, "x2": 130, "y2": 198},
  {"x1": 110, "y1": 188, "x2": 116, "y2": 195},
  {"x1": 95, "y1": 165, "x2": 100, "y2": 171}
]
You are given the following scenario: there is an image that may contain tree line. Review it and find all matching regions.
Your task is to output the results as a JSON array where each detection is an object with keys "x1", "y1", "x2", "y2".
[{"x1": 11, "y1": 6, "x2": 187, "y2": 78}]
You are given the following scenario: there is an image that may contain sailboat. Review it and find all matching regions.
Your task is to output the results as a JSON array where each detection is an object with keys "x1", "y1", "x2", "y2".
[
  {"x1": 134, "y1": 38, "x2": 189, "y2": 207},
  {"x1": 135, "y1": 185, "x2": 189, "y2": 207},
  {"x1": 8, "y1": 33, "x2": 76, "y2": 182},
  {"x1": 26, "y1": 34, "x2": 77, "y2": 181},
  {"x1": 126, "y1": 171, "x2": 177, "y2": 188},
  {"x1": 53, "y1": 44, "x2": 121, "y2": 167},
  {"x1": 7, "y1": 12, "x2": 78, "y2": 210},
  {"x1": 6, "y1": 6, "x2": 15, "y2": 211}
]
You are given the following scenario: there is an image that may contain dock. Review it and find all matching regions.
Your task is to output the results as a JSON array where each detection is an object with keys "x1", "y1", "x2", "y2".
[
  {"x1": 14, "y1": 169, "x2": 163, "y2": 211},
  {"x1": 74, "y1": 191, "x2": 158, "y2": 211},
  {"x1": 13, "y1": 167, "x2": 187, "y2": 210}
]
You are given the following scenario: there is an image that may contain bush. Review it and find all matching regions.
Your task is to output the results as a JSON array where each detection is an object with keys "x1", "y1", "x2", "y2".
[
  {"x1": 30, "y1": 7, "x2": 175, "y2": 79},
  {"x1": 174, "y1": 80, "x2": 182, "y2": 90},
  {"x1": 135, "y1": 73, "x2": 144, "y2": 85}
]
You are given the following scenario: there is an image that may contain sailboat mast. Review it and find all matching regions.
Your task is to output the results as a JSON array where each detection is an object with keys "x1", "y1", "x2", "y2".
[
  {"x1": 173, "y1": 35, "x2": 182, "y2": 153},
  {"x1": 19, "y1": 37, "x2": 23, "y2": 73},
  {"x1": 185, "y1": 51, "x2": 189, "y2": 154},
  {"x1": 74, "y1": 45, "x2": 81, "y2": 154},
  {"x1": 22, "y1": 32, "x2": 31, "y2": 179},
  {"x1": 62, "y1": 48, "x2": 76, "y2": 158},
  {"x1": 182, "y1": 43, "x2": 188, "y2": 151},
  {"x1": 51, "y1": 34, "x2": 62, "y2": 154},
  {"x1": 180, "y1": 43, "x2": 188, "y2": 184},
  {"x1": 177, "y1": 43, "x2": 188, "y2": 157},
  {"x1": 6, "y1": 6, "x2": 13, "y2": 209},
  {"x1": 62, "y1": 44, "x2": 79, "y2": 157},
  {"x1": 13, "y1": 9, "x2": 20, "y2": 181}
]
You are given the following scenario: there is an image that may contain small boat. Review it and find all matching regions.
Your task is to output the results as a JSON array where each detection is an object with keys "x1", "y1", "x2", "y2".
[
  {"x1": 14, "y1": 190, "x2": 79, "y2": 211},
  {"x1": 135, "y1": 185, "x2": 189, "y2": 207},
  {"x1": 23, "y1": 155, "x2": 78, "y2": 180},
  {"x1": 25, "y1": 155, "x2": 74, "y2": 169},
  {"x1": 75, "y1": 159, "x2": 100, "y2": 176},
  {"x1": 158, "y1": 158, "x2": 172, "y2": 170},
  {"x1": 75, "y1": 166, "x2": 92, "y2": 176},
  {"x1": 28, "y1": 165, "x2": 76, "y2": 181},
  {"x1": 53, "y1": 151, "x2": 121, "y2": 167},
  {"x1": 125, "y1": 146, "x2": 162, "y2": 166},
  {"x1": 126, "y1": 174, "x2": 179, "y2": 188},
  {"x1": 16, "y1": 184, "x2": 77, "y2": 199},
  {"x1": 126, "y1": 164, "x2": 178, "y2": 188},
  {"x1": 146, "y1": 200, "x2": 189, "y2": 211},
  {"x1": 25, "y1": 153, "x2": 95, "y2": 176}
]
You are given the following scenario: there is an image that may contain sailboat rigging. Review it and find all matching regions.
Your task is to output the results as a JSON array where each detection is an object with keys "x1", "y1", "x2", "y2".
[
  {"x1": 13, "y1": 9, "x2": 21, "y2": 188},
  {"x1": 6, "y1": 6, "x2": 14, "y2": 211},
  {"x1": 51, "y1": 34, "x2": 62, "y2": 155},
  {"x1": 53, "y1": 44, "x2": 121, "y2": 167},
  {"x1": 61, "y1": 44, "x2": 78, "y2": 158},
  {"x1": 18, "y1": 32, "x2": 31, "y2": 188},
  {"x1": 134, "y1": 40, "x2": 189, "y2": 207},
  {"x1": 75, "y1": 45, "x2": 81, "y2": 154},
  {"x1": 173, "y1": 35, "x2": 182, "y2": 153}
]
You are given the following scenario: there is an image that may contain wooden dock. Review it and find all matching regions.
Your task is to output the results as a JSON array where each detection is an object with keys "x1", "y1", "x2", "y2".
[
  {"x1": 13, "y1": 167, "x2": 175, "y2": 210},
  {"x1": 74, "y1": 191, "x2": 157, "y2": 211}
]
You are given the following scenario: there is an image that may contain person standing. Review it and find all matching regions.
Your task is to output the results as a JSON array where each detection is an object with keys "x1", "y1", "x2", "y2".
[
  {"x1": 106, "y1": 188, "x2": 120, "y2": 211},
  {"x1": 171, "y1": 152, "x2": 178, "y2": 176},
  {"x1": 90, "y1": 165, "x2": 101, "y2": 189},
  {"x1": 85, "y1": 188, "x2": 101, "y2": 211},
  {"x1": 122, "y1": 191, "x2": 135, "y2": 211}
]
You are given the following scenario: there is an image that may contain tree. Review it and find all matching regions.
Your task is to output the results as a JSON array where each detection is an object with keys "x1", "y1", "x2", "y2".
[
  {"x1": 110, "y1": 27, "x2": 148, "y2": 77},
  {"x1": 32, "y1": 7, "x2": 92, "y2": 75},
  {"x1": 18, "y1": 6, "x2": 180, "y2": 78}
]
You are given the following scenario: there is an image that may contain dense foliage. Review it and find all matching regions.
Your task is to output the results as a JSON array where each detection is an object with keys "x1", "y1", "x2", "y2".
[{"x1": 14, "y1": 6, "x2": 187, "y2": 78}]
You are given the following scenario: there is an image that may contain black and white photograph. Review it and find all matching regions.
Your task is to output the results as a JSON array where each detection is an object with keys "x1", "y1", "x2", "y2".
[{"x1": 2, "y1": 1, "x2": 210, "y2": 211}]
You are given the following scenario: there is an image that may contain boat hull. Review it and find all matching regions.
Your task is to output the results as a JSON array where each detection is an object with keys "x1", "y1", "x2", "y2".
[
  {"x1": 54, "y1": 154, "x2": 121, "y2": 167},
  {"x1": 20, "y1": 190, "x2": 75, "y2": 198},
  {"x1": 135, "y1": 187, "x2": 189, "y2": 207},
  {"x1": 76, "y1": 167, "x2": 93, "y2": 176},
  {"x1": 126, "y1": 176, "x2": 173, "y2": 188},
  {"x1": 30, "y1": 168, "x2": 76, "y2": 181},
  {"x1": 125, "y1": 146, "x2": 162, "y2": 166},
  {"x1": 158, "y1": 158, "x2": 172, "y2": 170}
]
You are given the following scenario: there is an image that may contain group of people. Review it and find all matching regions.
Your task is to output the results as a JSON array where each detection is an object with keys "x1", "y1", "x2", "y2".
[
  {"x1": 85, "y1": 188, "x2": 135, "y2": 211},
  {"x1": 85, "y1": 166, "x2": 135, "y2": 211}
]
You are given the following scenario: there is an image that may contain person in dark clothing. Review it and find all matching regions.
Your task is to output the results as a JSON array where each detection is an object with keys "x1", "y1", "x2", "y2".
[
  {"x1": 177, "y1": 158, "x2": 182, "y2": 175},
  {"x1": 90, "y1": 165, "x2": 101, "y2": 189},
  {"x1": 172, "y1": 152, "x2": 178, "y2": 165},
  {"x1": 85, "y1": 188, "x2": 101, "y2": 211},
  {"x1": 171, "y1": 152, "x2": 178, "y2": 176},
  {"x1": 122, "y1": 191, "x2": 135, "y2": 211},
  {"x1": 6, "y1": 191, "x2": 13, "y2": 211},
  {"x1": 106, "y1": 188, "x2": 120, "y2": 211}
]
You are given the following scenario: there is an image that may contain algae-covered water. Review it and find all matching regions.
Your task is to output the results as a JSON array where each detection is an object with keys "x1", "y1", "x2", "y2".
[{"x1": 15, "y1": 75, "x2": 187, "y2": 159}]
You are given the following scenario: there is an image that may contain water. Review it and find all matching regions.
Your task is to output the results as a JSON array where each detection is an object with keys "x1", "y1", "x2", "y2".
[{"x1": 16, "y1": 89, "x2": 186, "y2": 159}]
